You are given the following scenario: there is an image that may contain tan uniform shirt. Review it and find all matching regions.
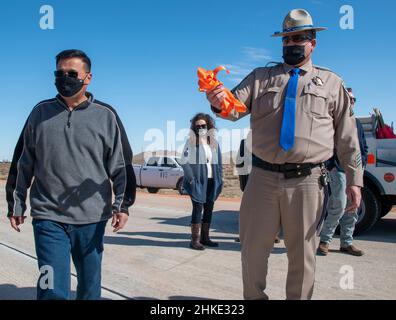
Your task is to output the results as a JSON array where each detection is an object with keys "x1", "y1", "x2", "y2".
[{"x1": 213, "y1": 60, "x2": 363, "y2": 187}]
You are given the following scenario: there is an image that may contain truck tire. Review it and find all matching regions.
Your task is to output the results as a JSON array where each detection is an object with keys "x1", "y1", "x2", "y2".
[
  {"x1": 147, "y1": 187, "x2": 159, "y2": 194},
  {"x1": 354, "y1": 187, "x2": 380, "y2": 235},
  {"x1": 177, "y1": 178, "x2": 186, "y2": 195},
  {"x1": 380, "y1": 203, "x2": 393, "y2": 218}
]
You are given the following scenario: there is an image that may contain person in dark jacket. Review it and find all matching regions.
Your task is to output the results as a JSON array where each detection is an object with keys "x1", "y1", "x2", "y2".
[
  {"x1": 181, "y1": 113, "x2": 223, "y2": 250},
  {"x1": 6, "y1": 49, "x2": 136, "y2": 299},
  {"x1": 318, "y1": 88, "x2": 368, "y2": 256}
]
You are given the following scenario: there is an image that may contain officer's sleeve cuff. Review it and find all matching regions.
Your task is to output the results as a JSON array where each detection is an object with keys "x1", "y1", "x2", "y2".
[{"x1": 346, "y1": 170, "x2": 364, "y2": 188}]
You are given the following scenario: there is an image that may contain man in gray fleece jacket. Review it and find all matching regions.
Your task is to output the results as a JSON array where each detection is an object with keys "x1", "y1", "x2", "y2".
[{"x1": 5, "y1": 49, "x2": 136, "y2": 300}]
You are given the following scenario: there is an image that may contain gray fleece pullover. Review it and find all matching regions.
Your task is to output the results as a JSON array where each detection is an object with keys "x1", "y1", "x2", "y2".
[{"x1": 6, "y1": 93, "x2": 136, "y2": 224}]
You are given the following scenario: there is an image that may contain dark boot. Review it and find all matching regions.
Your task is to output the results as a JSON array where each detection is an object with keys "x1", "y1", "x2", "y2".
[
  {"x1": 190, "y1": 224, "x2": 205, "y2": 250},
  {"x1": 200, "y1": 223, "x2": 218, "y2": 247},
  {"x1": 340, "y1": 245, "x2": 364, "y2": 256}
]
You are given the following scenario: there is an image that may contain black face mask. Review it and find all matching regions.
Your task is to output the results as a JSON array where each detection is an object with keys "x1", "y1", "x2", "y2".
[
  {"x1": 55, "y1": 76, "x2": 85, "y2": 97},
  {"x1": 282, "y1": 45, "x2": 306, "y2": 66}
]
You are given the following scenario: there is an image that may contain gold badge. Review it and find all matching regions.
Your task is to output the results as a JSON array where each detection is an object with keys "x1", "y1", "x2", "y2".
[{"x1": 312, "y1": 76, "x2": 323, "y2": 86}]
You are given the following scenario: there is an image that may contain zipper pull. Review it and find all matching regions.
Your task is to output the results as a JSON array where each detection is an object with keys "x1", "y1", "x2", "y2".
[{"x1": 67, "y1": 112, "x2": 72, "y2": 128}]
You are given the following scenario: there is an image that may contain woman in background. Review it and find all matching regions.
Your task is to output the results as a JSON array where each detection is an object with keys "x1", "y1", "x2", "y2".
[{"x1": 181, "y1": 113, "x2": 223, "y2": 250}]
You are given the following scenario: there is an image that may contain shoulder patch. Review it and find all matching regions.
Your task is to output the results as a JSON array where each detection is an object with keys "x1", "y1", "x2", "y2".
[{"x1": 184, "y1": 148, "x2": 189, "y2": 157}]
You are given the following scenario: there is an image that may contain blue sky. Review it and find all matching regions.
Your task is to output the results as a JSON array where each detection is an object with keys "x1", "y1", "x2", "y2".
[{"x1": 0, "y1": 0, "x2": 395, "y2": 160}]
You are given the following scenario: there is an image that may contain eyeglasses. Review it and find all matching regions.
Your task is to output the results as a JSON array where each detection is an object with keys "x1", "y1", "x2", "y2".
[
  {"x1": 350, "y1": 97, "x2": 357, "y2": 103},
  {"x1": 54, "y1": 70, "x2": 81, "y2": 79},
  {"x1": 54, "y1": 70, "x2": 89, "y2": 79},
  {"x1": 196, "y1": 124, "x2": 207, "y2": 130},
  {"x1": 282, "y1": 34, "x2": 313, "y2": 44}
]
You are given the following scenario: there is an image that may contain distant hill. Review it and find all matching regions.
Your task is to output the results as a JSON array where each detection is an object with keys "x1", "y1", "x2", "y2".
[
  {"x1": 133, "y1": 150, "x2": 182, "y2": 165},
  {"x1": 221, "y1": 151, "x2": 238, "y2": 166},
  {"x1": 133, "y1": 150, "x2": 238, "y2": 165}
]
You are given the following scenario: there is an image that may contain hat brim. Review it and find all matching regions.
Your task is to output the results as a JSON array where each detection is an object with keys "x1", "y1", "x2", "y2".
[{"x1": 271, "y1": 27, "x2": 327, "y2": 37}]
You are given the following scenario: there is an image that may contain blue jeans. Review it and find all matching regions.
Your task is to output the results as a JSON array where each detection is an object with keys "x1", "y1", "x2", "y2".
[
  {"x1": 32, "y1": 219, "x2": 107, "y2": 300},
  {"x1": 320, "y1": 170, "x2": 358, "y2": 247}
]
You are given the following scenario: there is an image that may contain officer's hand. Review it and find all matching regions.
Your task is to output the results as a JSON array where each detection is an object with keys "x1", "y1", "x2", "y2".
[
  {"x1": 345, "y1": 186, "x2": 362, "y2": 213},
  {"x1": 112, "y1": 212, "x2": 129, "y2": 232},
  {"x1": 9, "y1": 216, "x2": 26, "y2": 232},
  {"x1": 206, "y1": 85, "x2": 227, "y2": 111}
]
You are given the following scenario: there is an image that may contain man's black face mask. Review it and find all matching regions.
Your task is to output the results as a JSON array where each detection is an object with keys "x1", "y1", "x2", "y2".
[
  {"x1": 55, "y1": 75, "x2": 85, "y2": 97},
  {"x1": 282, "y1": 45, "x2": 306, "y2": 66}
]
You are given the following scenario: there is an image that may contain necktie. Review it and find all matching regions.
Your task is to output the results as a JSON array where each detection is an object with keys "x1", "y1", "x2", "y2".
[{"x1": 279, "y1": 68, "x2": 301, "y2": 152}]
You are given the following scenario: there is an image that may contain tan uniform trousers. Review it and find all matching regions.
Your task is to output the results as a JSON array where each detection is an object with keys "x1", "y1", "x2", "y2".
[{"x1": 240, "y1": 165, "x2": 326, "y2": 300}]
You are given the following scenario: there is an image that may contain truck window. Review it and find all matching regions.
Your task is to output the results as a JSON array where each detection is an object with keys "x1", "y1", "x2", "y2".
[
  {"x1": 161, "y1": 157, "x2": 176, "y2": 168},
  {"x1": 146, "y1": 157, "x2": 160, "y2": 167}
]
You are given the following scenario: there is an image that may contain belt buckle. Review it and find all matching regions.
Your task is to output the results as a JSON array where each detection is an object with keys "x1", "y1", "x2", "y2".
[
  {"x1": 284, "y1": 163, "x2": 297, "y2": 171},
  {"x1": 284, "y1": 166, "x2": 312, "y2": 179}
]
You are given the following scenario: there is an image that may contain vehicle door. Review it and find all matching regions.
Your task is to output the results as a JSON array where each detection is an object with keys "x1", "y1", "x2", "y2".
[
  {"x1": 157, "y1": 157, "x2": 180, "y2": 188},
  {"x1": 140, "y1": 157, "x2": 161, "y2": 187}
]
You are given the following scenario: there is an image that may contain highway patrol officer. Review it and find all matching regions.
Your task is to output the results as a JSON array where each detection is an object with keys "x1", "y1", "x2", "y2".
[{"x1": 206, "y1": 9, "x2": 363, "y2": 299}]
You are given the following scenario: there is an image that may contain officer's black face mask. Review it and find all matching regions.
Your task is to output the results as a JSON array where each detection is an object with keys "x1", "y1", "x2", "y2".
[
  {"x1": 55, "y1": 75, "x2": 86, "y2": 97},
  {"x1": 282, "y1": 45, "x2": 306, "y2": 66}
]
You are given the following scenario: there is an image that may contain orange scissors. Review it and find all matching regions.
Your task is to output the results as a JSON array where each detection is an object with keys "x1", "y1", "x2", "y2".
[{"x1": 197, "y1": 66, "x2": 247, "y2": 117}]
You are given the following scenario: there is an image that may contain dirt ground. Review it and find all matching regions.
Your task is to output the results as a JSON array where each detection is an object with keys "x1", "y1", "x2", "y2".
[{"x1": 0, "y1": 163, "x2": 9, "y2": 181}]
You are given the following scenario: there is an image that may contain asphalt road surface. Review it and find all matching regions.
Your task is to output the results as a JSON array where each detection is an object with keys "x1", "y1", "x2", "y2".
[{"x1": 0, "y1": 181, "x2": 395, "y2": 300}]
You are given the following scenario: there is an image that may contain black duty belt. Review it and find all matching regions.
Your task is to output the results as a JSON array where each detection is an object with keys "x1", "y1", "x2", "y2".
[{"x1": 252, "y1": 154, "x2": 323, "y2": 179}]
